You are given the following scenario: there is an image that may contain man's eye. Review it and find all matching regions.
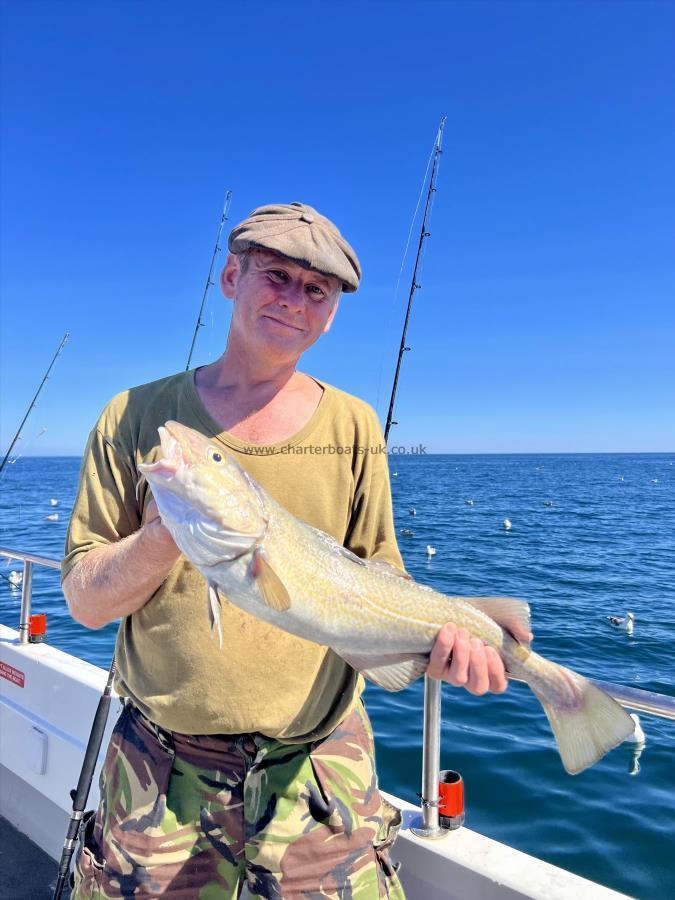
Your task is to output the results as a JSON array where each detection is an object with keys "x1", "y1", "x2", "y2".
[
  {"x1": 268, "y1": 270, "x2": 288, "y2": 282},
  {"x1": 307, "y1": 285, "x2": 326, "y2": 300}
]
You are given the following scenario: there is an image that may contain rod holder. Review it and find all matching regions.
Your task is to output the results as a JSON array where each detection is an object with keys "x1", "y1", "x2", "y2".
[
  {"x1": 19, "y1": 560, "x2": 33, "y2": 645},
  {"x1": 411, "y1": 676, "x2": 446, "y2": 839}
]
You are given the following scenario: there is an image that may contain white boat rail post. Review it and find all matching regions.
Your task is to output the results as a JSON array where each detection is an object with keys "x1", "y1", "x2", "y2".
[
  {"x1": 19, "y1": 559, "x2": 33, "y2": 644},
  {"x1": 411, "y1": 675, "x2": 445, "y2": 839}
]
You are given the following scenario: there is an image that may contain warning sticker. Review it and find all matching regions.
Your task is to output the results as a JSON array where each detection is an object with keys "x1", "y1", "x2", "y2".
[{"x1": 0, "y1": 661, "x2": 25, "y2": 688}]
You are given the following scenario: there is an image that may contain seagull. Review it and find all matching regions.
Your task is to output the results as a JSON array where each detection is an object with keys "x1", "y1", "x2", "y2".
[
  {"x1": 607, "y1": 612, "x2": 635, "y2": 634},
  {"x1": 45, "y1": 513, "x2": 59, "y2": 522},
  {"x1": 8, "y1": 571, "x2": 23, "y2": 587},
  {"x1": 464, "y1": 499, "x2": 475, "y2": 506},
  {"x1": 626, "y1": 713, "x2": 645, "y2": 745},
  {"x1": 400, "y1": 528, "x2": 414, "y2": 537},
  {"x1": 503, "y1": 519, "x2": 512, "y2": 530},
  {"x1": 426, "y1": 545, "x2": 436, "y2": 557},
  {"x1": 627, "y1": 714, "x2": 646, "y2": 775},
  {"x1": 409, "y1": 507, "x2": 417, "y2": 516},
  {"x1": 543, "y1": 500, "x2": 554, "y2": 507},
  {"x1": 49, "y1": 498, "x2": 59, "y2": 506},
  {"x1": 392, "y1": 472, "x2": 398, "y2": 477},
  {"x1": 651, "y1": 479, "x2": 659, "y2": 484}
]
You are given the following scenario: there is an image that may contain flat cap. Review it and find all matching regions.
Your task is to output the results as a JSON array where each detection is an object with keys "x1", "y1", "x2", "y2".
[{"x1": 228, "y1": 202, "x2": 361, "y2": 293}]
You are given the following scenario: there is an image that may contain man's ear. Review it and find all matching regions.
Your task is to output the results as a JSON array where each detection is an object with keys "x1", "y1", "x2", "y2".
[
  {"x1": 220, "y1": 253, "x2": 240, "y2": 299},
  {"x1": 322, "y1": 295, "x2": 341, "y2": 333}
]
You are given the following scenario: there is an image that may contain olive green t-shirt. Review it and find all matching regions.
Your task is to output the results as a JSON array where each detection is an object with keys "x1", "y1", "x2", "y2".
[{"x1": 62, "y1": 370, "x2": 403, "y2": 742}]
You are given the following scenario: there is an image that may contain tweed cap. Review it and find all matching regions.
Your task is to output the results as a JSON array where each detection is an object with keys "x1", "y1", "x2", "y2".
[{"x1": 228, "y1": 202, "x2": 361, "y2": 293}]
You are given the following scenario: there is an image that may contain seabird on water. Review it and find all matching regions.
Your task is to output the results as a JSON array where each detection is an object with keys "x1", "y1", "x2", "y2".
[{"x1": 607, "y1": 612, "x2": 635, "y2": 634}]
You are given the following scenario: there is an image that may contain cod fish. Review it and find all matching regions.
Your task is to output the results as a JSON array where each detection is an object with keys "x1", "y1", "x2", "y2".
[{"x1": 139, "y1": 421, "x2": 635, "y2": 775}]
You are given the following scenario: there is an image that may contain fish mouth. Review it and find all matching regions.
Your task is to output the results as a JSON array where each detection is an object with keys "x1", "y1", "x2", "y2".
[{"x1": 138, "y1": 424, "x2": 186, "y2": 481}]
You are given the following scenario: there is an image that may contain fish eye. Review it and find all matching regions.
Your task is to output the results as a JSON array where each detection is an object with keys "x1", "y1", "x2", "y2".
[{"x1": 208, "y1": 447, "x2": 223, "y2": 464}]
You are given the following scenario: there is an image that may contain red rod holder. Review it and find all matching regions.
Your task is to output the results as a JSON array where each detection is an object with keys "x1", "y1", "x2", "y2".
[
  {"x1": 28, "y1": 613, "x2": 47, "y2": 643},
  {"x1": 439, "y1": 769, "x2": 465, "y2": 830}
]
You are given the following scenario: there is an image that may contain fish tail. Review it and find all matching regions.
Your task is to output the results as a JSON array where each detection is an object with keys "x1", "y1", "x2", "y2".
[{"x1": 521, "y1": 654, "x2": 635, "y2": 774}]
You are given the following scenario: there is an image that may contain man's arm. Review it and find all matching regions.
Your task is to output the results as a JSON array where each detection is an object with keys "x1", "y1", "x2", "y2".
[{"x1": 63, "y1": 503, "x2": 181, "y2": 629}]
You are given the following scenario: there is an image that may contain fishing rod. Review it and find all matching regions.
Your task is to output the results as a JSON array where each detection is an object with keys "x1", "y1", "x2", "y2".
[
  {"x1": 6, "y1": 426, "x2": 47, "y2": 466},
  {"x1": 186, "y1": 190, "x2": 233, "y2": 370},
  {"x1": 384, "y1": 118, "x2": 446, "y2": 444},
  {"x1": 52, "y1": 657, "x2": 117, "y2": 900},
  {"x1": 0, "y1": 332, "x2": 69, "y2": 477}
]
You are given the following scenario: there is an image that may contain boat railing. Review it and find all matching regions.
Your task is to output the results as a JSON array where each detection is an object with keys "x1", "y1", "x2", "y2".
[
  {"x1": 2, "y1": 544, "x2": 674, "y2": 840},
  {"x1": 0, "y1": 545, "x2": 60, "y2": 645},
  {"x1": 418, "y1": 670, "x2": 675, "y2": 838}
]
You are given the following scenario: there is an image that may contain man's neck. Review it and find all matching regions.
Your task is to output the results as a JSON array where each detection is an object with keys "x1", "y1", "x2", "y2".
[{"x1": 192, "y1": 347, "x2": 324, "y2": 443}]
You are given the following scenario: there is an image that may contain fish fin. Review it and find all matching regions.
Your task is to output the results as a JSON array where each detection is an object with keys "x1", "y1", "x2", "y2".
[
  {"x1": 304, "y1": 524, "x2": 368, "y2": 566},
  {"x1": 252, "y1": 548, "x2": 291, "y2": 612},
  {"x1": 530, "y1": 666, "x2": 635, "y2": 774},
  {"x1": 194, "y1": 520, "x2": 260, "y2": 560},
  {"x1": 305, "y1": 524, "x2": 410, "y2": 578},
  {"x1": 207, "y1": 581, "x2": 223, "y2": 649},
  {"x1": 464, "y1": 596, "x2": 531, "y2": 643},
  {"x1": 339, "y1": 652, "x2": 429, "y2": 692},
  {"x1": 363, "y1": 559, "x2": 412, "y2": 580},
  {"x1": 339, "y1": 546, "x2": 367, "y2": 565}
]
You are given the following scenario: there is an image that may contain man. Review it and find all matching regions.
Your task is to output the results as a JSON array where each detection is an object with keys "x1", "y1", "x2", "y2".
[{"x1": 63, "y1": 202, "x2": 523, "y2": 899}]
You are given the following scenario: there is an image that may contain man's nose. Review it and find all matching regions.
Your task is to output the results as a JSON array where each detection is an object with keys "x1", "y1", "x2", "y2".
[{"x1": 278, "y1": 279, "x2": 306, "y2": 312}]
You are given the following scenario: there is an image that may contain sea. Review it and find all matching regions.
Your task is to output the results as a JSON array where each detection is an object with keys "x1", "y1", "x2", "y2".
[{"x1": 1, "y1": 453, "x2": 674, "y2": 898}]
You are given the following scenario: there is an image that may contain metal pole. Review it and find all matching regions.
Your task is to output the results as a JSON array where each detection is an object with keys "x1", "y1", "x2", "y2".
[
  {"x1": 507, "y1": 674, "x2": 675, "y2": 722},
  {"x1": 593, "y1": 679, "x2": 675, "y2": 721},
  {"x1": 18, "y1": 560, "x2": 33, "y2": 644},
  {"x1": 411, "y1": 676, "x2": 445, "y2": 838}
]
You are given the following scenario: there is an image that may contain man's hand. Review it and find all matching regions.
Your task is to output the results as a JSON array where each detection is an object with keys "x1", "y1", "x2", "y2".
[{"x1": 427, "y1": 622, "x2": 532, "y2": 696}]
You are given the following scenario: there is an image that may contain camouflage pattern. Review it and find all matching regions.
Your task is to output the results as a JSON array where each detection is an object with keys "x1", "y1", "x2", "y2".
[{"x1": 71, "y1": 701, "x2": 404, "y2": 898}]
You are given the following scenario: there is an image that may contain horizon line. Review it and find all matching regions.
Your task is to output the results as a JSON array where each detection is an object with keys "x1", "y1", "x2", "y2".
[{"x1": 6, "y1": 450, "x2": 675, "y2": 459}]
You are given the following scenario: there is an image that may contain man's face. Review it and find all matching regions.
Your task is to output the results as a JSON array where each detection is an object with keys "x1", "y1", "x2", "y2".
[{"x1": 220, "y1": 249, "x2": 341, "y2": 363}]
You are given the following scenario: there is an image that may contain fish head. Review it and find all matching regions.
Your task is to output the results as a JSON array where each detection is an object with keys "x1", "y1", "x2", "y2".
[{"x1": 138, "y1": 421, "x2": 265, "y2": 566}]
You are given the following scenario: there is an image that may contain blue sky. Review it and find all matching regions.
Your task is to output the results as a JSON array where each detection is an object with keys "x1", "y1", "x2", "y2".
[{"x1": 1, "y1": 0, "x2": 673, "y2": 455}]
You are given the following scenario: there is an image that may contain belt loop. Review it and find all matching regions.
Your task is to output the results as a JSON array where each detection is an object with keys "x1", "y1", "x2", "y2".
[
  {"x1": 130, "y1": 703, "x2": 176, "y2": 756},
  {"x1": 154, "y1": 722, "x2": 175, "y2": 755}
]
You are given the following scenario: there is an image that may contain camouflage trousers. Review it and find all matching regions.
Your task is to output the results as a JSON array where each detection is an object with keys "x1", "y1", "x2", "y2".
[{"x1": 71, "y1": 701, "x2": 405, "y2": 899}]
